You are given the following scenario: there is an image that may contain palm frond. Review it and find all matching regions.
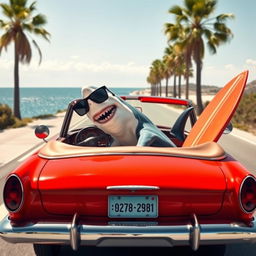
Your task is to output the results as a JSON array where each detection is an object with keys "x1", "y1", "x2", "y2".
[
  {"x1": 29, "y1": 1, "x2": 36, "y2": 12},
  {"x1": 184, "y1": 0, "x2": 196, "y2": 14},
  {"x1": 214, "y1": 32, "x2": 233, "y2": 43},
  {"x1": 192, "y1": 0, "x2": 206, "y2": 18},
  {"x1": 23, "y1": 22, "x2": 33, "y2": 32},
  {"x1": 15, "y1": 31, "x2": 32, "y2": 63},
  {"x1": 214, "y1": 22, "x2": 233, "y2": 36},
  {"x1": 32, "y1": 14, "x2": 47, "y2": 26},
  {"x1": 207, "y1": 40, "x2": 217, "y2": 54},
  {"x1": 168, "y1": 5, "x2": 183, "y2": 15},
  {"x1": 164, "y1": 23, "x2": 182, "y2": 42},
  {"x1": 11, "y1": 0, "x2": 27, "y2": 8},
  {"x1": 216, "y1": 13, "x2": 234, "y2": 22},
  {"x1": 203, "y1": 28, "x2": 213, "y2": 39},
  {"x1": 31, "y1": 39, "x2": 42, "y2": 64},
  {"x1": 0, "y1": 30, "x2": 15, "y2": 53},
  {"x1": 176, "y1": 14, "x2": 189, "y2": 23},
  {"x1": 33, "y1": 28, "x2": 50, "y2": 41},
  {"x1": 0, "y1": 3, "x2": 14, "y2": 19}
]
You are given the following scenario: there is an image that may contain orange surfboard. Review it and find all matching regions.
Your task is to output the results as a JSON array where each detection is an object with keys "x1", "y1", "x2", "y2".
[{"x1": 183, "y1": 71, "x2": 248, "y2": 147}]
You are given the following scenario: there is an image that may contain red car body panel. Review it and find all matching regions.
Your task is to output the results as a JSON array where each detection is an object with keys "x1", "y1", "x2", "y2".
[
  {"x1": 39, "y1": 155, "x2": 226, "y2": 216},
  {"x1": 7, "y1": 152, "x2": 253, "y2": 225}
]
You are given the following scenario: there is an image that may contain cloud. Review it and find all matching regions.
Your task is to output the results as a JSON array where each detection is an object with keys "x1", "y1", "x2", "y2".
[
  {"x1": 0, "y1": 57, "x2": 148, "y2": 75},
  {"x1": 224, "y1": 64, "x2": 236, "y2": 71},
  {"x1": 246, "y1": 59, "x2": 256, "y2": 66},
  {"x1": 0, "y1": 59, "x2": 13, "y2": 69},
  {"x1": 18, "y1": 59, "x2": 148, "y2": 74}
]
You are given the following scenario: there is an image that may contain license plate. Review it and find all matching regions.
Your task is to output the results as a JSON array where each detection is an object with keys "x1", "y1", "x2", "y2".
[{"x1": 108, "y1": 195, "x2": 158, "y2": 218}]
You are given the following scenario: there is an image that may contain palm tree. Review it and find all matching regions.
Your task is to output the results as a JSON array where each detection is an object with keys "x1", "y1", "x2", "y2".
[
  {"x1": 150, "y1": 59, "x2": 165, "y2": 96},
  {"x1": 165, "y1": 0, "x2": 234, "y2": 114},
  {"x1": 163, "y1": 47, "x2": 175, "y2": 97},
  {"x1": 163, "y1": 45, "x2": 179, "y2": 98},
  {"x1": 173, "y1": 47, "x2": 185, "y2": 98},
  {"x1": 175, "y1": 41, "x2": 193, "y2": 99},
  {"x1": 147, "y1": 70, "x2": 158, "y2": 96},
  {"x1": 0, "y1": 0, "x2": 50, "y2": 119}
]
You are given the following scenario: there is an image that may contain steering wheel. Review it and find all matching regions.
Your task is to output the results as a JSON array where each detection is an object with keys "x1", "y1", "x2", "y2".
[
  {"x1": 170, "y1": 107, "x2": 194, "y2": 145},
  {"x1": 74, "y1": 126, "x2": 113, "y2": 147}
]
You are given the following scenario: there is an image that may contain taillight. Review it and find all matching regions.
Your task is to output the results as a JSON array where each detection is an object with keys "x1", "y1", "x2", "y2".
[
  {"x1": 3, "y1": 175, "x2": 24, "y2": 212},
  {"x1": 240, "y1": 176, "x2": 256, "y2": 213}
]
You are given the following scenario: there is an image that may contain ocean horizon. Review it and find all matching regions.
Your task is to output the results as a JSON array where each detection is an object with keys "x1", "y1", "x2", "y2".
[{"x1": 0, "y1": 87, "x2": 146, "y2": 118}]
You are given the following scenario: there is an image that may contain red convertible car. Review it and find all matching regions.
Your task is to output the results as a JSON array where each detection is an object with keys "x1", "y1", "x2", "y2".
[{"x1": 0, "y1": 71, "x2": 256, "y2": 256}]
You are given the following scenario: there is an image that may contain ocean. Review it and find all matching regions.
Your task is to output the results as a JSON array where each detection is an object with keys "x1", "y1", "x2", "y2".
[{"x1": 0, "y1": 87, "x2": 144, "y2": 118}]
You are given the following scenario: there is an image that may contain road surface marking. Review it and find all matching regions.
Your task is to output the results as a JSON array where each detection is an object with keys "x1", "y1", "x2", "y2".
[
  {"x1": 230, "y1": 133, "x2": 256, "y2": 146},
  {"x1": 0, "y1": 203, "x2": 7, "y2": 220}
]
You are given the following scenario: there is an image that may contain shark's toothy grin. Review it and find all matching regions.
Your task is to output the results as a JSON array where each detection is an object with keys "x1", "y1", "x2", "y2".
[{"x1": 93, "y1": 105, "x2": 117, "y2": 124}]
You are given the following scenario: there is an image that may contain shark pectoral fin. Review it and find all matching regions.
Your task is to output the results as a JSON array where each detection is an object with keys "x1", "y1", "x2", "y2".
[{"x1": 137, "y1": 130, "x2": 158, "y2": 146}]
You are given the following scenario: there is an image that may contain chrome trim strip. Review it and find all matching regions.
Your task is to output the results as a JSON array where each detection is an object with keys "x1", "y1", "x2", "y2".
[
  {"x1": 1, "y1": 216, "x2": 256, "y2": 249},
  {"x1": 38, "y1": 152, "x2": 226, "y2": 161},
  {"x1": 107, "y1": 185, "x2": 160, "y2": 190}
]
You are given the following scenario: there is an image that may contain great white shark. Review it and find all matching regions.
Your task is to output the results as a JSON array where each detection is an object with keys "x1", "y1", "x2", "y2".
[{"x1": 81, "y1": 86, "x2": 175, "y2": 147}]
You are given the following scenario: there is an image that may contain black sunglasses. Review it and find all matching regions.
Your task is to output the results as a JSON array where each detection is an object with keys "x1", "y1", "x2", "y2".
[{"x1": 73, "y1": 86, "x2": 115, "y2": 116}]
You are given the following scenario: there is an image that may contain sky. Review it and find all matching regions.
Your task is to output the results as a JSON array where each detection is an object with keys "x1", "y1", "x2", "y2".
[{"x1": 0, "y1": 0, "x2": 256, "y2": 88}]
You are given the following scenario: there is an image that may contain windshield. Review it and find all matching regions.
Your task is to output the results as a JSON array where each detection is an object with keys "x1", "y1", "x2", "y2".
[{"x1": 67, "y1": 99, "x2": 193, "y2": 135}]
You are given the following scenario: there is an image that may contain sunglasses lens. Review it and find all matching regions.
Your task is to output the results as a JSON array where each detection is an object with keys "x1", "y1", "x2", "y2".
[
  {"x1": 90, "y1": 87, "x2": 108, "y2": 103},
  {"x1": 74, "y1": 99, "x2": 89, "y2": 116}
]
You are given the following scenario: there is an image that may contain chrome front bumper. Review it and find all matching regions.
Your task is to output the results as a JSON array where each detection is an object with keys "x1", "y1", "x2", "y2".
[{"x1": 1, "y1": 214, "x2": 256, "y2": 251}]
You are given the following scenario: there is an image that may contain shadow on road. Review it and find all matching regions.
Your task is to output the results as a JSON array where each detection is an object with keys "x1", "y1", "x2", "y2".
[{"x1": 58, "y1": 245, "x2": 227, "y2": 256}]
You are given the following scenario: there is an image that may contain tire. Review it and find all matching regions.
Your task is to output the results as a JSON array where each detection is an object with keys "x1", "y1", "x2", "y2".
[{"x1": 33, "y1": 244, "x2": 61, "y2": 256}]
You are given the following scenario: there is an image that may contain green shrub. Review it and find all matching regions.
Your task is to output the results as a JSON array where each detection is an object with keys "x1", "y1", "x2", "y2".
[
  {"x1": 56, "y1": 109, "x2": 66, "y2": 114},
  {"x1": 11, "y1": 118, "x2": 28, "y2": 128},
  {"x1": 0, "y1": 104, "x2": 15, "y2": 130},
  {"x1": 232, "y1": 93, "x2": 256, "y2": 134},
  {"x1": 32, "y1": 114, "x2": 54, "y2": 119}
]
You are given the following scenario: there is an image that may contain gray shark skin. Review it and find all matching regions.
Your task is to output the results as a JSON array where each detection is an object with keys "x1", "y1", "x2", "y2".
[
  {"x1": 81, "y1": 86, "x2": 175, "y2": 147},
  {"x1": 121, "y1": 99, "x2": 175, "y2": 147}
]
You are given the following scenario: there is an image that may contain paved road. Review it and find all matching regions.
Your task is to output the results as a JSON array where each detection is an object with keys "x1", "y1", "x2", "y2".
[{"x1": 0, "y1": 103, "x2": 256, "y2": 255}]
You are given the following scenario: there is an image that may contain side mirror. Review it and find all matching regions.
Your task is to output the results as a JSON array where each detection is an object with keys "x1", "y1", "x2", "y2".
[
  {"x1": 35, "y1": 125, "x2": 50, "y2": 142},
  {"x1": 223, "y1": 122, "x2": 233, "y2": 135}
]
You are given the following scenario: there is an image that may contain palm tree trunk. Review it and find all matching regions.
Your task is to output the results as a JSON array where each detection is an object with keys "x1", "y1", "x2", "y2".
[
  {"x1": 185, "y1": 63, "x2": 189, "y2": 99},
  {"x1": 185, "y1": 76, "x2": 189, "y2": 99},
  {"x1": 173, "y1": 75, "x2": 177, "y2": 98},
  {"x1": 185, "y1": 74, "x2": 190, "y2": 99},
  {"x1": 196, "y1": 59, "x2": 203, "y2": 115},
  {"x1": 14, "y1": 41, "x2": 21, "y2": 119},
  {"x1": 178, "y1": 74, "x2": 181, "y2": 98},
  {"x1": 159, "y1": 81, "x2": 162, "y2": 96},
  {"x1": 165, "y1": 77, "x2": 169, "y2": 97}
]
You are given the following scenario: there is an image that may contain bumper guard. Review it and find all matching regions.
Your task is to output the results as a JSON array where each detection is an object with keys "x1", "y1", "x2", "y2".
[{"x1": 1, "y1": 214, "x2": 256, "y2": 251}]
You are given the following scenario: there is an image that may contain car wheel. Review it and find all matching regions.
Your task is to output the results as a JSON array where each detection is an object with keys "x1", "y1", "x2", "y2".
[
  {"x1": 191, "y1": 245, "x2": 226, "y2": 256},
  {"x1": 33, "y1": 244, "x2": 61, "y2": 256}
]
